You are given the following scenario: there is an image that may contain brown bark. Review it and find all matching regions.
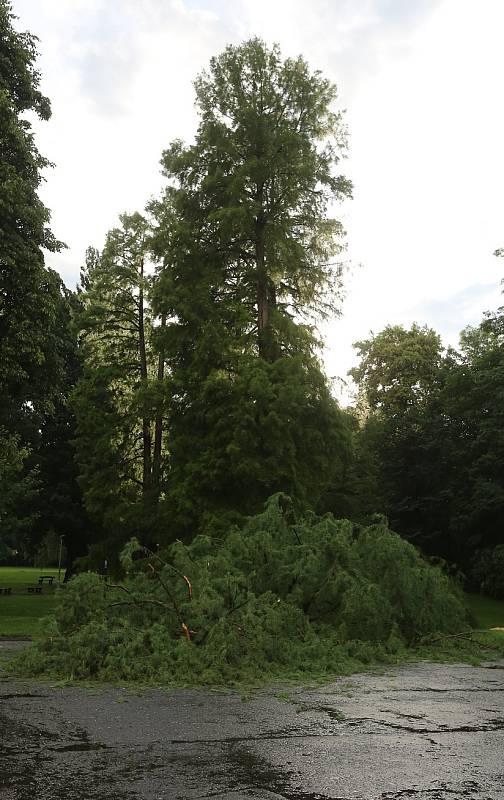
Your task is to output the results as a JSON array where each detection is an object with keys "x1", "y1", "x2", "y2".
[
  {"x1": 138, "y1": 257, "x2": 152, "y2": 495},
  {"x1": 152, "y1": 313, "x2": 166, "y2": 495}
]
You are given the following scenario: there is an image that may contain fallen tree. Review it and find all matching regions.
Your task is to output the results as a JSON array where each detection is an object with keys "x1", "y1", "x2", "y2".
[{"x1": 17, "y1": 495, "x2": 482, "y2": 685}]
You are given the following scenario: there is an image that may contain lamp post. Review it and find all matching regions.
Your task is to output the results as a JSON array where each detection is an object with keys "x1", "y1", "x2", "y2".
[{"x1": 58, "y1": 535, "x2": 65, "y2": 583}]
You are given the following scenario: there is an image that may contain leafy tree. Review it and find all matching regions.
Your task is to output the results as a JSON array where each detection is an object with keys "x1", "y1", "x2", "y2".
[
  {"x1": 350, "y1": 324, "x2": 443, "y2": 415},
  {"x1": 349, "y1": 307, "x2": 504, "y2": 575},
  {"x1": 442, "y1": 308, "x2": 504, "y2": 561},
  {"x1": 349, "y1": 325, "x2": 452, "y2": 552},
  {"x1": 0, "y1": 3, "x2": 90, "y2": 564},
  {"x1": 0, "y1": 429, "x2": 38, "y2": 562},
  {"x1": 151, "y1": 39, "x2": 352, "y2": 536},
  {"x1": 0, "y1": 1, "x2": 65, "y2": 424}
]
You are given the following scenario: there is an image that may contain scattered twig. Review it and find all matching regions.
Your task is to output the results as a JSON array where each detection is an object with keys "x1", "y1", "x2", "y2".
[
  {"x1": 148, "y1": 563, "x2": 192, "y2": 642},
  {"x1": 142, "y1": 546, "x2": 193, "y2": 600},
  {"x1": 423, "y1": 629, "x2": 491, "y2": 644},
  {"x1": 108, "y1": 598, "x2": 169, "y2": 609}
]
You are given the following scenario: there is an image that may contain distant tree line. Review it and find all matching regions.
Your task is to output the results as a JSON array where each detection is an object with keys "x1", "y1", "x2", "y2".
[{"x1": 346, "y1": 315, "x2": 504, "y2": 596}]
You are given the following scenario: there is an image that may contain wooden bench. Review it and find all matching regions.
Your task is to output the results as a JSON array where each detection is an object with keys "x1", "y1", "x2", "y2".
[
  {"x1": 0, "y1": 587, "x2": 12, "y2": 595},
  {"x1": 27, "y1": 586, "x2": 43, "y2": 594},
  {"x1": 38, "y1": 575, "x2": 55, "y2": 585}
]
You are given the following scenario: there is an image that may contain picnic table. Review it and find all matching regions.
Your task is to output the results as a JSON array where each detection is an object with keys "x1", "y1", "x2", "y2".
[
  {"x1": 0, "y1": 587, "x2": 12, "y2": 595},
  {"x1": 38, "y1": 575, "x2": 55, "y2": 585}
]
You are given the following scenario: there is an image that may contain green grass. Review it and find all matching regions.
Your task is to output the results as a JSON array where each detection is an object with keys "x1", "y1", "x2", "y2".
[
  {"x1": 466, "y1": 593, "x2": 504, "y2": 634},
  {"x1": 0, "y1": 567, "x2": 60, "y2": 637}
]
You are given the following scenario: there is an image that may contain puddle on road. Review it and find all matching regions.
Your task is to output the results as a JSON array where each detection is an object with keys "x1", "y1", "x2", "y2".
[
  {"x1": 226, "y1": 741, "x2": 336, "y2": 800},
  {"x1": 0, "y1": 712, "x2": 136, "y2": 800},
  {"x1": 49, "y1": 741, "x2": 110, "y2": 753}
]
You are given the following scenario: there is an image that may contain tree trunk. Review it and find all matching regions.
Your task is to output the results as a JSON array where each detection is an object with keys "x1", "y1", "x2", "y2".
[
  {"x1": 255, "y1": 184, "x2": 269, "y2": 358},
  {"x1": 138, "y1": 258, "x2": 152, "y2": 495},
  {"x1": 152, "y1": 313, "x2": 166, "y2": 496}
]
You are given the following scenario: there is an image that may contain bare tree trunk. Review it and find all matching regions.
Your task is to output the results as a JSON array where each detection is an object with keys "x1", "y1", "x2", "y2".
[
  {"x1": 138, "y1": 257, "x2": 152, "y2": 495},
  {"x1": 152, "y1": 313, "x2": 166, "y2": 496}
]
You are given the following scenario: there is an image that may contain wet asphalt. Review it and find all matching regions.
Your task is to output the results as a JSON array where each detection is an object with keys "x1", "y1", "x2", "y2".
[{"x1": 0, "y1": 641, "x2": 503, "y2": 800}]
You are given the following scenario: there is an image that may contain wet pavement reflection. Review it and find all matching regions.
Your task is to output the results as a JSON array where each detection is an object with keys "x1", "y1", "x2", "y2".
[{"x1": 1, "y1": 645, "x2": 503, "y2": 799}]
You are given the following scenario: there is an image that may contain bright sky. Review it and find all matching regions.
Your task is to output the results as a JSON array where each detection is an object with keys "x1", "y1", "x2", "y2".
[{"x1": 12, "y1": 0, "x2": 504, "y2": 402}]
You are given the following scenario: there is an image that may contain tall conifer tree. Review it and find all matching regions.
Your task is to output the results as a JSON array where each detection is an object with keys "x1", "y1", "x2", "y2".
[
  {"x1": 73, "y1": 214, "x2": 167, "y2": 552},
  {"x1": 151, "y1": 39, "x2": 353, "y2": 536}
]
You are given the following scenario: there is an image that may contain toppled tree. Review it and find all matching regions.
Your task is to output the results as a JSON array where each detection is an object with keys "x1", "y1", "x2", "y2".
[{"x1": 18, "y1": 496, "x2": 476, "y2": 685}]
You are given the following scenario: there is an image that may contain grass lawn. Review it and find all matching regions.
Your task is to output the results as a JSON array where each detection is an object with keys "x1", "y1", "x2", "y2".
[
  {"x1": 466, "y1": 593, "x2": 504, "y2": 634},
  {"x1": 0, "y1": 567, "x2": 60, "y2": 637}
]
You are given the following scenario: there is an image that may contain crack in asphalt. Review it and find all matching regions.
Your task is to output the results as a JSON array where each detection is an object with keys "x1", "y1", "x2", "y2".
[
  {"x1": 340, "y1": 717, "x2": 504, "y2": 734},
  {"x1": 167, "y1": 715, "x2": 504, "y2": 745},
  {"x1": 1, "y1": 655, "x2": 503, "y2": 800}
]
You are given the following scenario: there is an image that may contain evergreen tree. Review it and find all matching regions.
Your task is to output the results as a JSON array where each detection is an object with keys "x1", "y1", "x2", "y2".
[
  {"x1": 73, "y1": 215, "x2": 167, "y2": 555},
  {"x1": 151, "y1": 39, "x2": 352, "y2": 537}
]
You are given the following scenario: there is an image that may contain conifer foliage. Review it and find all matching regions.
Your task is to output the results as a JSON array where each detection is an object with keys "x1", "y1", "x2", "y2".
[
  {"x1": 147, "y1": 39, "x2": 353, "y2": 537},
  {"x1": 70, "y1": 39, "x2": 353, "y2": 548},
  {"x1": 19, "y1": 496, "x2": 469, "y2": 684},
  {"x1": 73, "y1": 214, "x2": 166, "y2": 549}
]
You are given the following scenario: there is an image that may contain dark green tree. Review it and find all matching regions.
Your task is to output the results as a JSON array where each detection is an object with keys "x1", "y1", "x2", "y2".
[
  {"x1": 0, "y1": 1, "x2": 65, "y2": 424},
  {"x1": 72, "y1": 215, "x2": 167, "y2": 556},
  {"x1": 442, "y1": 308, "x2": 504, "y2": 561},
  {"x1": 349, "y1": 325, "x2": 452, "y2": 553},
  {"x1": 0, "y1": 3, "x2": 89, "y2": 563},
  {"x1": 151, "y1": 39, "x2": 353, "y2": 537},
  {"x1": 349, "y1": 308, "x2": 504, "y2": 574}
]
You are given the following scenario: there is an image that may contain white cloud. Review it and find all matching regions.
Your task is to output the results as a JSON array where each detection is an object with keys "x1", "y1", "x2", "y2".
[{"x1": 11, "y1": 0, "x2": 504, "y2": 402}]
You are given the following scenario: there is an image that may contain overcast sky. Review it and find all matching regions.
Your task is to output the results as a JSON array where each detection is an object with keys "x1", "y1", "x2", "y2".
[{"x1": 12, "y1": 0, "x2": 504, "y2": 401}]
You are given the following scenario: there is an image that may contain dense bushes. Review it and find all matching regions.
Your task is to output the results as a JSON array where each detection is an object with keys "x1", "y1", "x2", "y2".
[{"x1": 18, "y1": 496, "x2": 470, "y2": 685}]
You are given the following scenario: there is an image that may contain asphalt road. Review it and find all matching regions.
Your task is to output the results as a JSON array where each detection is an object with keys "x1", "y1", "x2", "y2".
[{"x1": 1, "y1": 641, "x2": 503, "y2": 800}]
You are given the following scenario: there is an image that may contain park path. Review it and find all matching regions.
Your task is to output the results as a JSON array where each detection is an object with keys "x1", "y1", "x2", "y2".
[{"x1": 1, "y1": 641, "x2": 504, "y2": 800}]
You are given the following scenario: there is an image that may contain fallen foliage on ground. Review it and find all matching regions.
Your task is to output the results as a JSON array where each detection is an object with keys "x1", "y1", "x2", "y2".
[{"x1": 13, "y1": 496, "x2": 503, "y2": 685}]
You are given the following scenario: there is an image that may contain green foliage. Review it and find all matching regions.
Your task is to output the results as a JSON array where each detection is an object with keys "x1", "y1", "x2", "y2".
[
  {"x1": 0, "y1": 1, "x2": 65, "y2": 422},
  {"x1": 350, "y1": 324, "x2": 443, "y2": 414},
  {"x1": 163, "y1": 355, "x2": 351, "y2": 537},
  {"x1": 0, "y1": 429, "x2": 38, "y2": 558},
  {"x1": 72, "y1": 215, "x2": 167, "y2": 552},
  {"x1": 0, "y1": 3, "x2": 90, "y2": 568},
  {"x1": 443, "y1": 310, "x2": 504, "y2": 556},
  {"x1": 17, "y1": 497, "x2": 469, "y2": 685},
  {"x1": 348, "y1": 311, "x2": 504, "y2": 569},
  {"x1": 147, "y1": 39, "x2": 353, "y2": 538}
]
